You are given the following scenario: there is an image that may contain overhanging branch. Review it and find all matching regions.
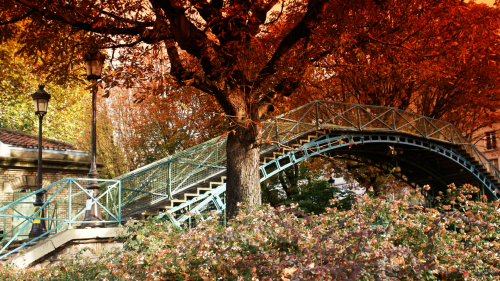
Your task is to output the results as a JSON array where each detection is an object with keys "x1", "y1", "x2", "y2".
[
  {"x1": 0, "y1": 9, "x2": 34, "y2": 25},
  {"x1": 151, "y1": 0, "x2": 209, "y2": 58},
  {"x1": 15, "y1": 0, "x2": 150, "y2": 35},
  {"x1": 253, "y1": 0, "x2": 328, "y2": 90}
]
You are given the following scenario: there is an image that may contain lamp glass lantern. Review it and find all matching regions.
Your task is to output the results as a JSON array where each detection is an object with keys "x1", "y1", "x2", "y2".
[
  {"x1": 84, "y1": 51, "x2": 105, "y2": 80},
  {"x1": 31, "y1": 85, "x2": 51, "y2": 116},
  {"x1": 328, "y1": 177, "x2": 336, "y2": 189}
]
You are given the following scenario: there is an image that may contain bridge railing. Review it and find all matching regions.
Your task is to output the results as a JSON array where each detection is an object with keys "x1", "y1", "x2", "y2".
[
  {"x1": 106, "y1": 101, "x2": 500, "y2": 216},
  {"x1": 260, "y1": 101, "x2": 500, "y2": 183},
  {"x1": 116, "y1": 138, "x2": 228, "y2": 217},
  {"x1": 0, "y1": 178, "x2": 120, "y2": 260},
  {"x1": 261, "y1": 101, "x2": 470, "y2": 147}
]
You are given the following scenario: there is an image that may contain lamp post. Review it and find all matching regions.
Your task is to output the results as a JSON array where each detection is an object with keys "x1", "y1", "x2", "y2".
[
  {"x1": 328, "y1": 176, "x2": 336, "y2": 199},
  {"x1": 328, "y1": 176, "x2": 336, "y2": 189},
  {"x1": 81, "y1": 49, "x2": 105, "y2": 228},
  {"x1": 29, "y1": 85, "x2": 50, "y2": 238}
]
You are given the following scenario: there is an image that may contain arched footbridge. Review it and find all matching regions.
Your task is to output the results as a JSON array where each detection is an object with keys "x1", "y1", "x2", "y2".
[{"x1": 1, "y1": 101, "x2": 499, "y2": 259}]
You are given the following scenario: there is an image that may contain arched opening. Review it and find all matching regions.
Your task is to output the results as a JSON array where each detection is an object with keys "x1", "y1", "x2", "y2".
[{"x1": 259, "y1": 133, "x2": 499, "y2": 200}]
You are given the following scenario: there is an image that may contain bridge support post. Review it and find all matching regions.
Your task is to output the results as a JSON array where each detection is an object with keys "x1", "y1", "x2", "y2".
[
  {"x1": 81, "y1": 80, "x2": 104, "y2": 228},
  {"x1": 168, "y1": 163, "x2": 172, "y2": 199},
  {"x1": 315, "y1": 102, "x2": 320, "y2": 130}
]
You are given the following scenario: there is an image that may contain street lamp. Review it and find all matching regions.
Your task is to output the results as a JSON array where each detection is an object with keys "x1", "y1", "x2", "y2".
[
  {"x1": 328, "y1": 177, "x2": 336, "y2": 189},
  {"x1": 84, "y1": 50, "x2": 105, "y2": 80},
  {"x1": 81, "y1": 49, "x2": 105, "y2": 228},
  {"x1": 328, "y1": 176, "x2": 336, "y2": 199},
  {"x1": 29, "y1": 85, "x2": 50, "y2": 238}
]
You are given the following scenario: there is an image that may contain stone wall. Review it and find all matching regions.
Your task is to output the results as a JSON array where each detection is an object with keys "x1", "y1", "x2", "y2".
[{"x1": 0, "y1": 169, "x2": 89, "y2": 239}]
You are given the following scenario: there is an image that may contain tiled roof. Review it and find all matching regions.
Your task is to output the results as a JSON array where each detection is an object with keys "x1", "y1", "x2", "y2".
[{"x1": 0, "y1": 127, "x2": 77, "y2": 150}]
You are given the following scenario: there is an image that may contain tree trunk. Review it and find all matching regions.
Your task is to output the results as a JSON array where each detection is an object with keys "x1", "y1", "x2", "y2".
[{"x1": 225, "y1": 124, "x2": 262, "y2": 218}]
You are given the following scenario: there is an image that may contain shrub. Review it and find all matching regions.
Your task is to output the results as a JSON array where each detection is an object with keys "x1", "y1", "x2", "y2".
[{"x1": 1, "y1": 184, "x2": 499, "y2": 280}]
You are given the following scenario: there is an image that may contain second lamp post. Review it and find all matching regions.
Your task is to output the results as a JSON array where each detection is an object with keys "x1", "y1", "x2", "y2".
[
  {"x1": 81, "y1": 49, "x2": 105, "y2": 228},
  {"x1": 29, "y1": 85, "x2": 51, "y2": 238}
]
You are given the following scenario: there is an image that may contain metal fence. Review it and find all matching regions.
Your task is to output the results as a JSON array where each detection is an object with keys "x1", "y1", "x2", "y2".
[{"x1": 0, "y1": 178, "x2": 120, "y2": 260}]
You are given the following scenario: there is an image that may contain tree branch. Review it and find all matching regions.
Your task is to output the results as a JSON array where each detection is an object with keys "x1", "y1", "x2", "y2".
[
  {"x1": 99, "y1": 9, "x2": 150, "y2": 26},
  {"x1": 165, "y1": 41, "x2": 194, "y2": 83},
  {"x1": 253, "y1": 0, "x2": 328, "y2": 90},
  {"x1": 264, "y1": 1, "x2": 284, "y2": 26},
  {"x1": 151, "y1": 0, "x2": 209, "y2": 58},
  {"x1": 15, "y1": 0, "x2": 150, "y2": 35},
  {"x1": 190, "y1": 0, "x2": 220, "y2": 23},
  {"x1": 103, "y1": 38, "x2": 143, "y2": 49},
  {"x1": 250, "y1": 0, "x2": 281, "y2": 24},
  {"x1": 0, "y1": 9, "x2": 34, "y2": 25}
]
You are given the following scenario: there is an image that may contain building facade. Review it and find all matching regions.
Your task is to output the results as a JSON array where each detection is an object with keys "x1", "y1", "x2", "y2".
[
  {"x1": 473, "y1": 124, "x2": 500, "y2": 169},
  {"x1": 0, "y1": 127, "x2": 101, "y2": 240}
]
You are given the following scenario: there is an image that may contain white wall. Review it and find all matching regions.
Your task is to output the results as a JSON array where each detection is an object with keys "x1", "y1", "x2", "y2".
[{"x1": 0, "y1": 141, "x2": 10, "y2": 157}]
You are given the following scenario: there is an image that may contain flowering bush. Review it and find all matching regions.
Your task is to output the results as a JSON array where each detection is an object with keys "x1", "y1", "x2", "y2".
[{"x1": 1, "y1": 185, "x2": 499, "y2": 280}]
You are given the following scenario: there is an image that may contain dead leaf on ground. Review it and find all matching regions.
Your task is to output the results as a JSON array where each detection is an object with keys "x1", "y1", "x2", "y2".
[
  {"x1": 281, "y1": 267, "x2": 298, "y2": 280},
  {"x1": 391, "y1": 256, "x2": 405, "y2": 265}
]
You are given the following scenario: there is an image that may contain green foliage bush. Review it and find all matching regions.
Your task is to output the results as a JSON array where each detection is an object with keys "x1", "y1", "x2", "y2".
[
  {"x1": 285, "y1": 179, "x2": 355, "y2": 214},
  {"x1": 1, "y1": 184, "x2": 500, "y2": 280},
  {"x1": 261, "y1": 160, "x2": 355, "y2": 214}
]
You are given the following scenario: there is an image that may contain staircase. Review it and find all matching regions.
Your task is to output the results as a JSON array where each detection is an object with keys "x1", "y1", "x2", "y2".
[
  {"x1": 0, "y1": 237, "x2": 47, "y2": 265},
  {"x1": 456, "y1": 146, "x2": 500, "y2": 191},
  {"x1": 260, "y1": 130, "x2": 327, "y2": 165},
  {"x1": 166, "y1": 176, "x2": 227, "y2": 209},
  {"x1": 124, "y1": 173, "x2": 228, "y2": 220}
]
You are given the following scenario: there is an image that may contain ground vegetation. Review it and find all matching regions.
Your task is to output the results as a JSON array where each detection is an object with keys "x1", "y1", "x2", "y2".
[{"x1": 1, "y1": 184, "x2": 499, "y2": 280}]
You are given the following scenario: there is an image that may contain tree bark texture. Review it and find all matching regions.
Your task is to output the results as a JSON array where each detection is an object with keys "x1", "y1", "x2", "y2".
[{"x1": 226, "y1": 124, "x2": 262, "y2": 218}]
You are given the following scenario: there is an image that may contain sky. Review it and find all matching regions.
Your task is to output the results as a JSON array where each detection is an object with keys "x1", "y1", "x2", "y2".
[{"x1": 475, "y1": 0, "x2": 495, "y2": 6}]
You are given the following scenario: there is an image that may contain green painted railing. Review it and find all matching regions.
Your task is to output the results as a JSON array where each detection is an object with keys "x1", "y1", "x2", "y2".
[
  {"x1": 112, "y1": 101, "x2": 500, "y2": 218},
  {"x1": 0, "y1": 178, "x2": 120, "y2": 260}
]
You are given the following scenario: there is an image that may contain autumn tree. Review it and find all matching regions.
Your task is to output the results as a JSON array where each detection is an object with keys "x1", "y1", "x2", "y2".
[
  {"x1": 104, "y1": 86, "x2": 224, "y2": 170},
  {"x1": 2, "y1": 0, "x2": 499, "y2": 217},
  {"x1": 0, "y1": 35, "x2": 90, "y2": 144},
  {"x1": 293, "y1": 1, "x2": 500, "y2": 138}
]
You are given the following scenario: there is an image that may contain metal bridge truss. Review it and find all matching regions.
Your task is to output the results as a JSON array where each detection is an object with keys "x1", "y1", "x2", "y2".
[
  {"x1": 105, "y1": 101, "x2": 500, "y2": 220},
  {"x1": 166, "y1": 133, "x2": 500, "y2": 226},
  {"x1": 2, "y1": 101, "x2": 500, "y2": 259}
]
